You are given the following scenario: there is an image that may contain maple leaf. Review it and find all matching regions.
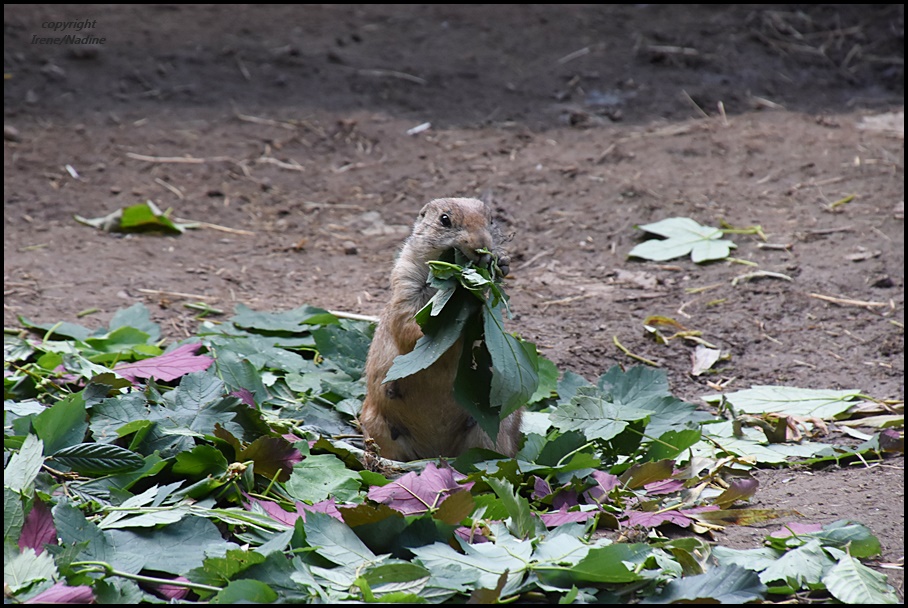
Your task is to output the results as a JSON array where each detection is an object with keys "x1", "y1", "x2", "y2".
[
  {"x1": 367, "y1": 462, "x2": 473, "y2": 515},
  {"x1": 114, "y1": 343, "x2": 213, "y2": 383}
]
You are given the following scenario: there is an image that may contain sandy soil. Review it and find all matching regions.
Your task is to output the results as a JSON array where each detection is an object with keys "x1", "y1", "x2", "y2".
[{"x1": 4, "y1": 4, "x2": 904, "y2": 597}]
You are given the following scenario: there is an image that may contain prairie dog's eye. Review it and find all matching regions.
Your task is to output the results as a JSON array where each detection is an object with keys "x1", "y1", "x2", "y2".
[{"x1": 439, "y1": 213, "x2": 452, "y2": 228}]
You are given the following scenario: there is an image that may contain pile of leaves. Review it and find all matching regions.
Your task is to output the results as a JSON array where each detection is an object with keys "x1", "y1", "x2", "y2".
[{"x1": 4, "y1": 303, "x2": 900, "y2": 603}]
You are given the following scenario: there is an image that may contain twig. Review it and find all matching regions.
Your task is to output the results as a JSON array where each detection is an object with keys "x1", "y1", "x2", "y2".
[
  {"x1": 356, "y1": 68, "x2": 427, "y2": 85},
  {"x1": 172, "y1": 217, "x2": 255, "y2": 236},
  {"x1": 826, "y1": 193, "x2": 855, "y2": 211},
  {"x1": 756, "y1": 243, "x2": 792, "y2": 251},
  {"x1": 256, "y1": 156, "x2": 305, "y2": 171},
  {"x1": 154, "y1": 177, "x2": 184, "y2": 200},
  {"x1": 328, "y1": 310, "x2": 379, "y2": 324},
  {"x1": 515, "y1": 249, "x2": 553, "y2": 271},
  {"x1": 613, "y1": 335, "x2": 661, "y2": 367},
  {"x1": 126, "y1": 152, "x2": 206, "y2": 164},
  {"x1": 235, "y1": 56, "x2": 251, "y2": 82},
  {"x1": 138, "y1": 288, "x2": 216, "y2": 300},
  {"x1": 540, "y1": 293, "x2": 597, "y2": 311},
  {"x1": 235, "y1": 112, "x2": 299, "y2": 130},
  {"x1": 557, "y1": 46, "x2": 591, "y2": 65},
  {"x1": 751, "y1": 95, "x2": 785, "y2": 110},
  {"x1": 731, "y1": 271, "x2": 793, "y2": 286},
  {"x1": 682, "y1": 89, "x2": 710, "y2": 119},
  {"x1": 648, "y1": 44, "x2": 699, "y2": 56},
  {"x1": 808, "y1": 293, "x2": 889, "y2": 308}
]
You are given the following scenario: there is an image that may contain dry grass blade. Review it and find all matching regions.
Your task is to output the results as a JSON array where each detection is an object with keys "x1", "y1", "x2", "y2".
[
  {"x1": 808, "y1": 293, "x2": 889, "y2": 308},
  {"x1": 126, "y1": 152, "x2": 206, "y2": 164}
]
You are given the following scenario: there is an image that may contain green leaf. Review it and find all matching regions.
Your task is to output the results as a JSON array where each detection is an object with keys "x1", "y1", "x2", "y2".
[
  {"x1": 164, "y1": 372, "x2": 241, "y2": 436},
  {"x1": 412, "y1": 536, "x2": 532, "y2": 592},
  {"x1": 50, "y1": 443, "x2": 145, "y2": 475},
  {"x1": 304, "y1": 511, "x2": 377, "y2": 567},
  {"x1": 286, "y1": 455, "x2": 362, "y2": 503},
  {"x1": 705, "y1": 385, "x2": 862, "y2": 419},
  {"x1": 528, "y1": 356, "x2": 559, "y2": 404},
  {"x1": 486, "y1": 478, "x2": 535, "y2": 539},
  {"x1": 822, "y1": 552, "x2": 899, "y2": 604},
  {"x1": 214, "y1": 350, "x2": 268, "y2": 405},
  {"x1": 629, "y1": 217, "x2": 736, "y2": 263},
  {"x1": 107, "y1": 515, "x2": 233, "y2": 575},
  {"x1": 384, "y1": 289, "x2": 479, "y2": 384},
  {"x1": 85, "y1": 326, "x2": 152, "y2": 357},
  {"x1": 188, "y1": 548, "x2": 268, "y2": 588},
  {"x1": 108, "y1": 303, "x2": 161, "y2": 343},
  {"x1": 4, "y1": 488, "x2": 26, "y2": 543},
  {"x1": 33, "y1": 392, "x2": 88, "y2": 455},
  {"x1": 230, "y1": 303, "x2": 338, "y2": 332},
  {"x1": 77, "y1": 200, "x2": 188, "y2": 234},
  {"x1": 644, "y1": 428, "x2": 702, "y2": 461},
  {"x1": 173, "y1": 444, "x2": 230, "y2": 477},
  {"x1": 453, "y1": 314, "x2": 500, "y2": 441},
  {"x1": 3, "y1": 547, "x2": 58, "y2": 594},
  {"x1": 555, "y1": 543, "x2": 649, "y2": 584},
  {"x1": 773, "y1": 520, "x2": 883, "y2": 559},
  {"x1": 212, "y1": 579, "x2": 279, "y2": 604},
  {"x1": 484, "y1": 305, "x2": 539, "y2": 417},
  {"x1": 17, "y1": 317, "x2": 93, "y2": 341},
  {"x1": 641, "y1": 564, "x2": 766, "y2": 603},
  {"x1": 759, "y1": 540, "x2": 834, "y2": 588},
  {"x1": 312, "y1": 324, "x2": 372, "y2": 381},
  {"x1": 550, "y1": 386, "x2": 651, "y2": 442},
  {"x1": 5, "y1": 434, "x2": 44, "y2": 493},
  {"x1": 712, "y1": 546, "x2": 781, "y2": 572}
]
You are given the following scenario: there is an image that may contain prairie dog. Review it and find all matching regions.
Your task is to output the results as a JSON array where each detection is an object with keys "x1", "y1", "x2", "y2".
[{"x1": 359, "y1": 198, "x2": 522, "y2": 460}]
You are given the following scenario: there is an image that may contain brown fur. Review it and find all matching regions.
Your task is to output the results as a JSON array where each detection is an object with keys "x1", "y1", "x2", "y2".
[{"x1": 359, "y1": 198, "x2": 522, "y2": 460}]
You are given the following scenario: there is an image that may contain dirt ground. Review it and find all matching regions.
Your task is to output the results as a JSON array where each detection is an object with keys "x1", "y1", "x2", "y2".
[{"x1": 4, "y1": 4, "x2": 904, "y2": 597}]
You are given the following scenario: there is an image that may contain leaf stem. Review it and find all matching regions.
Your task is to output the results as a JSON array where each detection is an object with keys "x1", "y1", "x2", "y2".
[{"x1": 70, "y1": 561, "x2": 223, "y2": 593}]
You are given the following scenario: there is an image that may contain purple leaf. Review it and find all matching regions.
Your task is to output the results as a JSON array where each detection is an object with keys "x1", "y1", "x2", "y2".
[
  {"x1": 712, "y1": 478, "x2": 759, "y2": 508},
  {"x1": 532, "y1": 476, "x2": 552, "y2": 500},
  {"x1": 231, "y1": 388, "x2": 256, "y2": 407},
  {"x1": 148, "y1": 577, "x2": 191, "y2": 600},
  {"x1": 539, "y1": 507, "x2": 600, "y2": 527},
  {"x1": 584, "y1": 470, "x2": 620, "y2": 504},
  {"x1": 624, "y1": 509, "x2": 695, "y2": 528},
  {"x1": 455, "y1": 526, "x2": 490, "y2": 544},
  {"x1": 302, "y1": 498, "x2": 344, "y2": 521},
  {"x1": 114, "y1": 343, "x2": 213, "y2": 383},
  {"x1": 24, "y1": 583, "x2": 93, "y2": 604},
  {"x1": 879, "y1": 428, "x2": 903, "y2": 453},
  {"x1": 19, "y1": 500, "x2": 57, "y2": 555},
  {"x1": 643, "y1": 478, "x2": 685, "y2": 495},
  {"x1": 770, "y1": 522, "x2": 824, "y2": 538},
  {"x1": 552, "y1": 488, "x2": 580, "y2": 510},
  {"x1": 245, "y1": 494, "x2": 343, "y2": 526},
  {"x1": 367, "y1": 462, "x2": 473, "y2": 515}
]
